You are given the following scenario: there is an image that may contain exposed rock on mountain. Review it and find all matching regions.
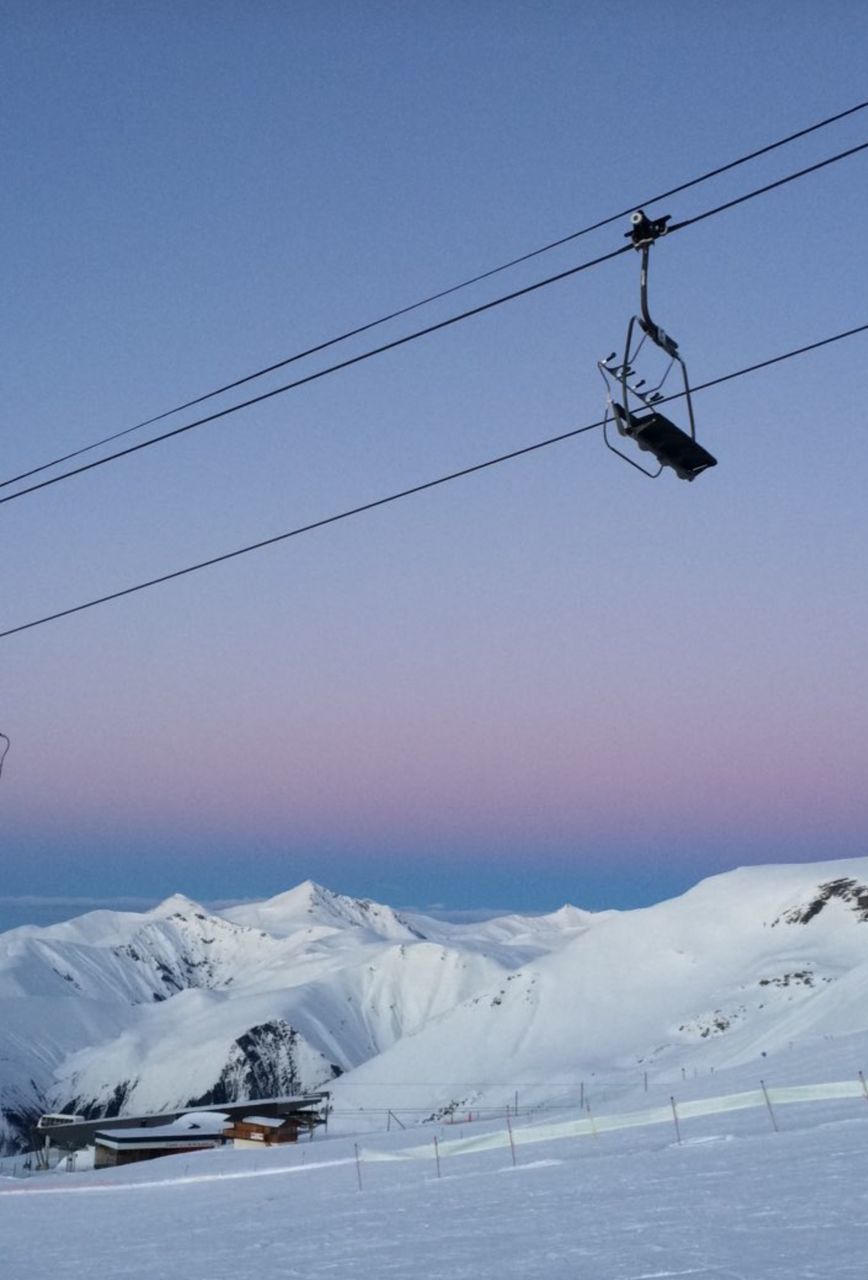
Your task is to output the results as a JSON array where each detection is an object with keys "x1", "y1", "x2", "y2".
[{"x1": 769, "y1": 877, "x2": 868, "y2": 926}]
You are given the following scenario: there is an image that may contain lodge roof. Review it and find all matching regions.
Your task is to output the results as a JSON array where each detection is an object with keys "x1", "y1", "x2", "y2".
[
  {"x1": 98, "y1": 1114, "x2": 228, "y2": 1140},
  {"x1": 94, "y1": 1129, "x2": 222, "y2": 1149}
]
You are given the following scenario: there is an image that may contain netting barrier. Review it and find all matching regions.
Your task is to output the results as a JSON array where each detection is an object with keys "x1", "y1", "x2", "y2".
[{"x1": 358, "y1": 1079, "x2": 867, "y2": 1163}]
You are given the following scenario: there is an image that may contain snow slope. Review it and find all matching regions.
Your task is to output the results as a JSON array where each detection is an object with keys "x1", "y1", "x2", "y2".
[{"x1": 3, "y1": 1032, "x2": 868, "y2": 1280}]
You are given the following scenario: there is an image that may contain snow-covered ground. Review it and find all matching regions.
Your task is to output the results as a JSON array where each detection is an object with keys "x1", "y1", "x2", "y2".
[{"x1": 3, "y1": 1034, "x2": 868, "y2": 1279}]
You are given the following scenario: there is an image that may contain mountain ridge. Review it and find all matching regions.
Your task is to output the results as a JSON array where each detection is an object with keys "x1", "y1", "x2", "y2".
[{"x1": 1, "y1": 858, "x2": 867, "y2": 1153}]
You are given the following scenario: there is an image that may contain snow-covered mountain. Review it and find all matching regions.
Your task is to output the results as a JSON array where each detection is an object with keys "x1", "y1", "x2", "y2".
[
  {"x1": 333, "y1": 860, "x2": 868, "y2": 1121},
  {"x1": 2, "y1": 861, "x2": 868, "y2": 1153}
]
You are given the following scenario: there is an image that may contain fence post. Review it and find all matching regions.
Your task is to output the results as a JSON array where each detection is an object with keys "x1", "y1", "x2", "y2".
[
  {"x1": 643, "y1": 1071, "x2": 648, "y2": 1093},
  {"x1": 760, "y1": 1080, "x2": 779, "y2": 1132},
  {"x1": 670, "y1": 1096, "x2": 682, "y2": 1145},
  {"x1": 506, "y1": 1112, "x2": 517, "y2": 1166},
  {"x1": 354, "y1": 1143, "x2": 363, "y2": 1191},
  {"x1": 514, "y1": 1090, "x2": 519, "y2": 1117},
  {"x1": 586, "y1": 1102, "x2": 598, "y2": 1139},
  {"x1": 859, "y1": 1070, "x2": 868, "y2": 1101},
  {"x1": 433, "y1": 1135, "x2": 441, "y2": 1179}
]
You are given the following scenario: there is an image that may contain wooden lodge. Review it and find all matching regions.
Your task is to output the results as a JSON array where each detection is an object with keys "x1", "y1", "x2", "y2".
[{"x1": 227, "y1": 1114, "x2": 309, "y2": 1147}]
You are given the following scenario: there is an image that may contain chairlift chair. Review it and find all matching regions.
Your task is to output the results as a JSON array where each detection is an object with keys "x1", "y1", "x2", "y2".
[{"x1": 598, "y1": 211, "x2": 717, "y2": 481}]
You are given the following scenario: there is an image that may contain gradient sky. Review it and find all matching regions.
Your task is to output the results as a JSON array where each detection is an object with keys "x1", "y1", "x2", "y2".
[{"x1": 2, "y1": 1, "x2": 867, "y2": 932}]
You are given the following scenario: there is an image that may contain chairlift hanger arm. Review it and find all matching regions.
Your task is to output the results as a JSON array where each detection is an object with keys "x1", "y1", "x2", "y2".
[{"x1": 626, "y1": 212, "x2": 680, "y2": 359}]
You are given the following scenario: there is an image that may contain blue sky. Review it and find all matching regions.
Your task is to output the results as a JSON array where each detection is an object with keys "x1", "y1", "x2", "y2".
[{"x1": 1, "y1": 2, "x2": 867, "y2": 931}]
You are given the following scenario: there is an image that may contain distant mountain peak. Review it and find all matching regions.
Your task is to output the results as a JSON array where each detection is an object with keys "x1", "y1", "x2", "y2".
[
  {"x1": 148, "y1": 893, "x2": 211, "y2": 920},
  {"x1": 222, "y1": 880, "x2": 425, "y2": 941},
  {"x1": 535, "y1": 903, "x2": 601, "y2": 929}
]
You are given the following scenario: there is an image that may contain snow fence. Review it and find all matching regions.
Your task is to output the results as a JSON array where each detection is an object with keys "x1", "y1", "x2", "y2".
[{"x1": 359, "y1": 1079, "x2": 867, "y2": 1163}]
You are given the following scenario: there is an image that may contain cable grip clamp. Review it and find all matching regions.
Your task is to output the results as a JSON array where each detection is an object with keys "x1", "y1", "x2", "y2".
[{"x1": 627, "y1": 210, "x2": 671, "y2": 248}]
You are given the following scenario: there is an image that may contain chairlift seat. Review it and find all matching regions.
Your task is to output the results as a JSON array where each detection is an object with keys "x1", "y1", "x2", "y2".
[{"x1": 613, "y1": 404, "x2": 717, "y2": 481}]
